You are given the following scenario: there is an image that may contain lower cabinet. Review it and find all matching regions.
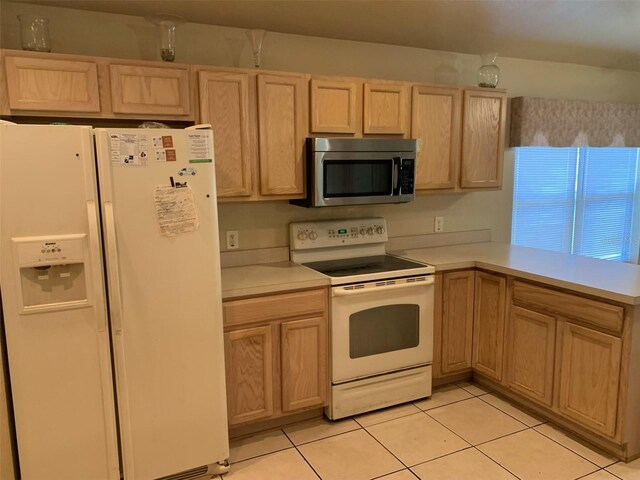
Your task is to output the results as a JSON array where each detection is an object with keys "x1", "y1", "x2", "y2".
[
  {"x1": 223, "y1": 288, "x2": 328, "y2": 427},
  {"x1": 224, "y1": 326, "x2": 274, "y2": 425},
  {"x1": 472, "y1": 271, "x2": 506, "y2": 381},
  {"x1": 557, "y1": 322, "x2": 622, "y2": 437},
  {"x1": 281, "y1": 318, "x2": 327, "y2": 412},
  {"x1": 439, "y1": 270, "x2": 474, "y2": 375},
  {"x1": 505, "y1": 306, "x2": 556, "y2": 406}
]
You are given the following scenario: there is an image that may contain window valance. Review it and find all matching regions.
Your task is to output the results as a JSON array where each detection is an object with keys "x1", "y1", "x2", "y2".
[{"x1": 509, "y1": 97, "x2": 640, "y2": 148}]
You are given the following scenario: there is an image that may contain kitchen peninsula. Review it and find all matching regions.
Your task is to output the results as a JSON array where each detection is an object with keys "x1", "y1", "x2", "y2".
[{"x1": 221, "y1": 242, "x2": 640, "y2": 461}]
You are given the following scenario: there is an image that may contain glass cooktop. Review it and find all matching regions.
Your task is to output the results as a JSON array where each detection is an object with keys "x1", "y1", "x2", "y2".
[{"x1": 302, "y1": 255, "x2": 427, "y2": 278}]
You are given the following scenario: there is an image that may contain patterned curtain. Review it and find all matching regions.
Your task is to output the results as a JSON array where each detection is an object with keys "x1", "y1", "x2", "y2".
[{"x1": 509, "y1": 97, "x2": 640, "y2": 147}]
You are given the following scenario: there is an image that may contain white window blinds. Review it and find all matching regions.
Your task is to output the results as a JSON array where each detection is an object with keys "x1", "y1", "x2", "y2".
[{"x1": 512, "y1": 147, "x2": 640, "y2": 262}]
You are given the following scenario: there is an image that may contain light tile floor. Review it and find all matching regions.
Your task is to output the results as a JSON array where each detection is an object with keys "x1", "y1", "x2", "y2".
[{"x1": 220, "y1": 382, "x2": 640, "y2": 480}]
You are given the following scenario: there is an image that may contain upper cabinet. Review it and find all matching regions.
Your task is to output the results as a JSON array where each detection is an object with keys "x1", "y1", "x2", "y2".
[
  {"x1": 198, "y1": 70, "x2": 254, "y2": 198},
  {"x1": 308, "y1": 76, "x2": 411, "y2": 137},
  {"x1": 363, "y1": 81, "x2": 410, "y2": 135},
  {"x1": 3, "y1": 54, "x2": 100, "y2": 113},
  {"x1": 411, "y1": 85, "x2": 461, "y2": 190},
  {"x1": 459, "y1": 88, "x2": 507, "y2": 189},
  {"x1": 309, "y1": 77, "x2": 360, "y2": 134},
  {"x1": 1, "y1": 48, "x2": 508, "y2": 198},
  {"x1": 196, "y1": 67, "x2": 306, "y2": 201},
  {"x1": 1, "y1": 49, "x2": 194, "y2": 120},
  {"x1": 257, "y1": 73, "x2": 306, "y2": 196},
  {"x1": 109, "y1": 64, "x2": 190, "y2": 116}
]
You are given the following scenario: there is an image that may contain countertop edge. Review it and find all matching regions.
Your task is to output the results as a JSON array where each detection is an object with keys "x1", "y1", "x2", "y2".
[{"x1": 222, "y1": 278, "x2": 330, "y2": 300}]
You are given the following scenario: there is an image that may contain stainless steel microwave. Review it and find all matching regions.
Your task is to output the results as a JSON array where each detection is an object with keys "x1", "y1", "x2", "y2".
[{"x1": 290, "y1": 137, "x2": 416, "y2": 208}]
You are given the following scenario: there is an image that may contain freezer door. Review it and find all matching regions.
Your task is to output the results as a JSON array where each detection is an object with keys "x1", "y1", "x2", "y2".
[
  {"x1": 95, "y1": 128, "x2": 229, "y2": 480},
  {"x1": 0, "y1": 125, "x2": 120, "y2": 480}
]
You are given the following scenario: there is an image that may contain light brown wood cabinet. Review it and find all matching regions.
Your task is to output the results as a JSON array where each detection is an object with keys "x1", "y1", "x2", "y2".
[
  {"x1": 438, "y1": 270, "x2": 474, "y2": 376},
  {"x1": 1, "y1": 49, "x2": 195, "y2": 120},
  {"x1": 198, "y1": 70, "x2": 254, "y2": 197},
  {"x1": 411, "y1": 85, "x2": 461, "y2": 190},
  {"x1": 472, "y1": 270, "x2": 506, "y2": 381},
  {"x1": 257, "y1": 73, "x2": 306, "y2": 196},
  {"x1": 196, "y1": 67, "x2": 306, "y2": 201},
  {"x1": 363, "y1": 81, "x2": 410, "y2": 136},
  {"x1": 503, "y1": 279, "x2": 629, "y2": 445},
  {"x1": 109, "y1": 63, "x2": 191, "y2": 116},
  {"x1": 459, "y1": 88, "x2": 507, "y2": 189},
  {"x1": 309, "y1": 77, "x2": 360, "y2": 134},
  {"x1": 224, "y1": 325, "x2": 274, "y2": 425},
  {"x1": 505, "y1": 305, "x2": 556, "y2": 406},
  {"x1": 3, "y1": 54, "x2": 100, "y2": 113},
  {"x1": 223, "y1": 288, "x2": 328, "y2": 427},
  {"x1": 281, "y1": 317, "x2": 327, "y2": 411},
  {"x1": 557, "y1": 322, "x2": 622, "y2": 437}
]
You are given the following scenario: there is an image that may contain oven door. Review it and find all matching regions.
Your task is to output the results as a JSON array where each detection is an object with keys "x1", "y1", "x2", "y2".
[{"x1": 331, "y1": 276, "x2": 434, "y2": 384}]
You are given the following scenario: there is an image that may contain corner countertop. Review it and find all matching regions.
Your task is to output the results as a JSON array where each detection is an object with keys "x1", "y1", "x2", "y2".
[
  {"x1": 221, "y1": 261, "x2": 330, "y2": 300},
  {"x1": 391, "y1": 242, "x2": 640, "y2": 305}
]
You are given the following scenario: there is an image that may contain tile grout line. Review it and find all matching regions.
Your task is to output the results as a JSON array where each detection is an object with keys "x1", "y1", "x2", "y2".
[
  {"x1": 422, "y1": 399, "x2": 530, "y2": 448},
  {"x1": 533, "y1": 426, "x2": 620, "y2": 470},
  {"x1": 286, "y1": 422, "x2": 363, "y2": 447},
  {"x1": 472, "y1": 444, "x2": 525, "y2": 480},
  {"x1": 475, "y1": 392, "x2": 548, "y2": 428},
  {"x1": 360, "y1": 422, "x2": 414, "y2": 470},
  {"x1": 281, "y1": 427, "x2": 325, "y2": 480}
]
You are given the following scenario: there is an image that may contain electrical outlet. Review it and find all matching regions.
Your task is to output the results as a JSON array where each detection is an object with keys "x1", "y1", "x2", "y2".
[
  {"x1": 226, "y1": 230, "x2": 239, "y2": 250},
  {"x1": 434, "y1": 216, "x2": 444, "y2": 233}
]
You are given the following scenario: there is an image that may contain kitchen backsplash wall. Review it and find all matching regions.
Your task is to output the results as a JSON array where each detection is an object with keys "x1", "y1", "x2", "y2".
[{"x1": 2, "y1": 3, "x2": 639, "y2": 253}]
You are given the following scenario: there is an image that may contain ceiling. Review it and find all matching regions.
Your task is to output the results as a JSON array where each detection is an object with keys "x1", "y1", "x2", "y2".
[{"x1": 7, "y1": 0, "x2": 640, "y2": 72}]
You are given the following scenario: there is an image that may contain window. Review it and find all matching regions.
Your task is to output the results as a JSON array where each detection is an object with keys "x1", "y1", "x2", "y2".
[{"x1": 512, "y1": 147, "x2": 640, "y2": 262}]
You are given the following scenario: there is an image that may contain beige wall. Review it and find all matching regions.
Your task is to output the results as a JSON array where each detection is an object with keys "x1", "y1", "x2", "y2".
[{"x1": 3, "y1": 2, "x2": 640, "y2": 250}]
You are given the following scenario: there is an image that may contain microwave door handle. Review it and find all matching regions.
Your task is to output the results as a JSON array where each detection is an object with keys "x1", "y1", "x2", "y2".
[{"x1": 392, "y1": 157, "x2": 400, "y2": 194}]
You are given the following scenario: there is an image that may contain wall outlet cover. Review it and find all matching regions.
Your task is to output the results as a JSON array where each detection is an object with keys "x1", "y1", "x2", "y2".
[{"x1": 226, "y1": 230, "x2": 239, "y2": 249}]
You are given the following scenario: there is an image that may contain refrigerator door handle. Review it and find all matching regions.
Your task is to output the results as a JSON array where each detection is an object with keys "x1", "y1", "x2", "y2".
[
  {"x1": 104, "y1": 201, "x2": 125, "y2": 334},
  {"x1": 87, "y1": 200, "x2": 107, "y2": 332}
]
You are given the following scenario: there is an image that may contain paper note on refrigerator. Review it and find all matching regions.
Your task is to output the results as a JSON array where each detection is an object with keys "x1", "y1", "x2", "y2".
[
  {"x1": 154, "y1": 185, "x2": 199, "y2": 236},
  {"x1": 110, "y1": 133, "x2": 149, "y2": 166},
  {"x1": 187, "y1": 131, "x2": 213, "y2": 163}
]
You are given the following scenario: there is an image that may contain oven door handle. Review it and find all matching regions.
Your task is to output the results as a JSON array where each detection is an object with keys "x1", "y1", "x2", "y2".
[{"x1": 332, "y1": 276, "x2": 434, "y2": 297}]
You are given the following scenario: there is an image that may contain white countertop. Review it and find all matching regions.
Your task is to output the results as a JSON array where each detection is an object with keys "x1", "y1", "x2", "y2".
[
  {"x1": 392, "y1": 242, "x2": 640, "y2": 305},
  {"x1": 221, "y1": 261, "x2": 330, "y2": 299}
]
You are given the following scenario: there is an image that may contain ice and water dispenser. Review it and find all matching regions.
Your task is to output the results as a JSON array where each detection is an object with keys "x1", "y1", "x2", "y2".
[{"x1": 12, "y1": 234, "x2": 91, "y2": 312}]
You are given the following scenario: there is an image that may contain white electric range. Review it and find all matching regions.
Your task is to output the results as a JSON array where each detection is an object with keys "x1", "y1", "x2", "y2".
[{"x1": 290, "y1": 218, "x2": 434, "y2": 419}]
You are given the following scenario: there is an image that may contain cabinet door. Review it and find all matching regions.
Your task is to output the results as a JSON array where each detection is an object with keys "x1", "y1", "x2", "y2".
[
  {"x1": 558, "y1": 322, "x2": 621, "y2": 437},
  {"x1": 310, "y1": 78, "x2": 359, "y2": 134},
  {"x1": 472, "y1": 271, "x2": 506, "y2": 381},
  {"x1": 460, "y1": 89, "x2": 506, "y2": 188},
  {"x1": 109, "y1": 64, "x2": 190, "y2": 116},
  {"x1": 411, "y1": 85, "x2": 461, "y2": 190},
  {"x1": 441, "y1": 270, "x2": 475, "y2": 374},
  {"x1": 281, "y1": 317, "x2": 327, "y2": 412},
  {"x1": 5, "y1": 56, "x2": 100, "y2": 113},
  {"x1": 363, "y1": 82, "x2": 409, "y2": 135},
  {"x1": 198, "y1": 71, "x2": 253, "y2": 197},
  {"x1": 224, "y1": 325, "x2": 273, "y2": 426},
  {"x1": 506, "y1": 306, "x2": 556, "y2": 406},
  {"x1": 257, "y1": 74, "x2": 306, "y2": 196}
]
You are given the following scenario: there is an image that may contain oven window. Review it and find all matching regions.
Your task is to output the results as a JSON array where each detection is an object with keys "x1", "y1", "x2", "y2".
[
  {"x1": 349, "y1": 304, "x2": 419, "y2": 358},
  {"x1": 324, "y1": 159, "x2": 392, "y2": 197}
]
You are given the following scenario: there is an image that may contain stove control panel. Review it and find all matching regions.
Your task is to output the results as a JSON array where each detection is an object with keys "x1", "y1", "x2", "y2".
[{"x1": 290, "y1": 218, "x2": 388, "y2": 250}]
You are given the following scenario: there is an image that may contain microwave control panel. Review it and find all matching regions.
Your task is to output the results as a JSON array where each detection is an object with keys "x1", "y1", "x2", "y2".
[{"x1": 290, "y1": 218, "x2": 388, "y2": 250}]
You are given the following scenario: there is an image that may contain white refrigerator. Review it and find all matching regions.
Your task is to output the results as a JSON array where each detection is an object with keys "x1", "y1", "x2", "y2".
[{"x1": 0, "y1": 124, "x2": 229, "y2": 480}]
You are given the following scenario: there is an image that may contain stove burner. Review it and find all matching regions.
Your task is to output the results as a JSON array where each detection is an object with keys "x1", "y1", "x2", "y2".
[{"x1": 303, "y1": 255, "x2": 427, "y2": 278}]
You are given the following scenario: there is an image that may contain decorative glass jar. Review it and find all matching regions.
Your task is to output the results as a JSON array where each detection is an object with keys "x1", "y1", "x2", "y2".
[
  {"x1": 18, "y1": 14, "x2": 51, "y2": 52},
  {"x1": 477, "y1": 53, "x2": 500, "y2": 88},
  {"x1": 146, "y1": 14, "x2": 185, "y2": 62}
]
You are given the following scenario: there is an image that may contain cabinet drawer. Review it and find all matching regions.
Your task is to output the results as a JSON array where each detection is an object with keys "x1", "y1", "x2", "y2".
[
  {"x1": 512, "y1": 281, "x2": 623, "y2": 333},
  {"x1": 224, "y1": 289, "x2": 327, "y2": 326}
]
